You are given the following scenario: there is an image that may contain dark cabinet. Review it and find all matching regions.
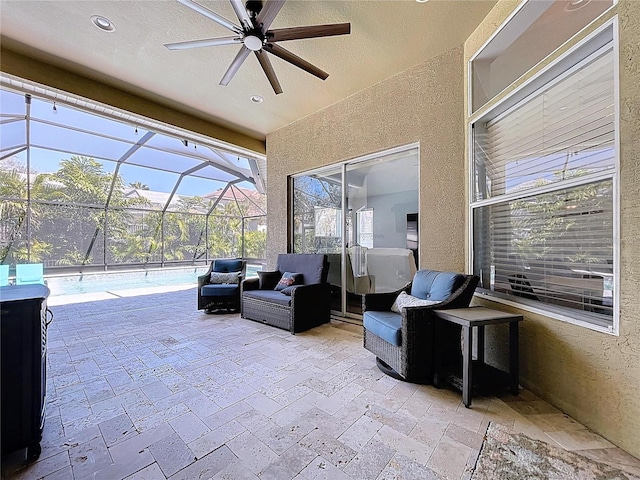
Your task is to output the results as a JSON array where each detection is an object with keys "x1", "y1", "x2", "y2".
[{"x1": 1, "y1": 284, "x2": 50, "y2": 461}]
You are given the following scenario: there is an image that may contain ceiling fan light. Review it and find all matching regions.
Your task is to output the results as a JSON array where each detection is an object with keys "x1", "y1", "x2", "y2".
[{"x1": 244, "y1": 35, "x2": 263, "y2": 51}]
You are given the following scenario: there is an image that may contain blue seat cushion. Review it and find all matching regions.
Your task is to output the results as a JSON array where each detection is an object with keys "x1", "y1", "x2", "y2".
[
  {"x1": 201, "y1": 284, "x2": 239, "y2": 297},
  {"x1": 363, "y1": 311, "x2": 402, "y2": 346},
  {"x1": 213, "y1": 258, "x2": 243, "y2": 273},
  {"x1": 411, "y1": 269, "x2": 465, "y2": 302},
  {"x1": 243, "y1": 289, "x2": 291, "y2": 307}
]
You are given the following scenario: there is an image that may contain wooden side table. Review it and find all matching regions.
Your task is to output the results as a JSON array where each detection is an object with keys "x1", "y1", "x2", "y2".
[{"x1": 433, "y1": 307, "x2": 523, "y2": 408}]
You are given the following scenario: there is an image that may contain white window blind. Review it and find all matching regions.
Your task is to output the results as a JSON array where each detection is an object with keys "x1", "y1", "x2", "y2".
[{"x1": 472, "y1": 41, "x2": 616, "y2": 328}]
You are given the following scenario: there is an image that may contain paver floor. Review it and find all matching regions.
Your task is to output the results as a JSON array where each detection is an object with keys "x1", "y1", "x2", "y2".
[{"x1": 5, "y1": 288, "x2": 640, "y2": 479}]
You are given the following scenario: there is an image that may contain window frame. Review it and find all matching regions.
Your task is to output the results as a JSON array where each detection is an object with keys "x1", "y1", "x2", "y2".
[{"x1": 467, "y1": 18, "x2": 620, "y2": 335}]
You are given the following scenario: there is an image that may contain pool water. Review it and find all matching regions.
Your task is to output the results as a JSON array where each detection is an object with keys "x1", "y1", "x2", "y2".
[{"x1": 46, "y1": 265, "x2": 261, "y2": 297}]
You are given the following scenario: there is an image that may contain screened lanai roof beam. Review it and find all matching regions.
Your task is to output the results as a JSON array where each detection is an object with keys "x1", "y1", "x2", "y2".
[
  {"x1": 104, "y1": 131, "x2": 156, "y2": 208},
  {"x1": 204, "y1": 146, "x2": 254, "y2": 183},
  {"x1": 161, "y1": 163, "x2": 209, "y2": 213},
  {"x1": 1, "y1": 146, "x2": 27, "y2": 161},
  {"x1": 233, "y1": 183, "x2": 266, "y2": 215},
  {"x1": 206, "y1": 180, "x2": 241, "y2": 216}
]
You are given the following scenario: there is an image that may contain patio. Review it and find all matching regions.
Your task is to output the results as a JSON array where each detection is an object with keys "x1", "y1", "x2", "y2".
[{"x1": 5, "y1": 288, "x2": 640, "y2": 479}]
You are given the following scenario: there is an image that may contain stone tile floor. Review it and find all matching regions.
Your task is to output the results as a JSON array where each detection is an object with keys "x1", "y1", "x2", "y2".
[{"x1": 4, "y1": 287, "x2": 640, "y2": 480}]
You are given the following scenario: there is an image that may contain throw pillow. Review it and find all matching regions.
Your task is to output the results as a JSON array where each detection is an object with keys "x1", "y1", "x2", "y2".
[
  {"x1": 209, "y1": 271, "x2": 240, "y2": 284},
  {"x1": 275, "y1": 272, "x2": 303, "y2": 291},
  {"x1": 280, "y1": 285, "x2": 298, "y2": 296},
  {"x1": 391, "y1": 291, "x2": 440, "y2": 313},
  {"x1": 257, "y1": 270, "x2": 281, "y2": 290}
]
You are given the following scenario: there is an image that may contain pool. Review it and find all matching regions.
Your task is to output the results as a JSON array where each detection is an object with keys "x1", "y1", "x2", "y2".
[{"x1": 46, "y1": 265, "x2": 261, "y2": 297}]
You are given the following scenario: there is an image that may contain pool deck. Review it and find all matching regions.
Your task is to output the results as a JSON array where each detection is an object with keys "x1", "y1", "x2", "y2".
[{"x1": 47, "y1": 284, "x2": 197, "y2": 306}]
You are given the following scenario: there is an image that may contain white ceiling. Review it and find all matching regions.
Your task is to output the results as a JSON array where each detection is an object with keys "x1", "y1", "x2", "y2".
[{"x1": 0, "y1": 0, "x2": 496, "y2": 142}]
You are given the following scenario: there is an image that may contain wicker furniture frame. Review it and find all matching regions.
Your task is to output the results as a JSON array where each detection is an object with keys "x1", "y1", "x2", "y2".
[
  {"x1": 241, "y1": 254, "x2": 331, "y2": 334},
  {"x1": 363, "y1": 272, "x2": 479, "y2": 383},
  {"x1": 197, "y1": 259, "x2": 247, "y2": 313}
]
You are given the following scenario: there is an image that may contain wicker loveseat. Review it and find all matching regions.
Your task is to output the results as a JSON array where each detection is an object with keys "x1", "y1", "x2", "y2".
[
  {"x1": 363, "y1": 268, "x2": 479, "y2": 383},
  {"x1": 241, "y1": 254, "x2": 331, "y2": 334}
]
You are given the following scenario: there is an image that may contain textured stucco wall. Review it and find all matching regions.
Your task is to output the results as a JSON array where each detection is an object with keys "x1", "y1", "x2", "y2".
[
  {"x1": 465, "y1": 0, "x2": 640, "y2": 458},
  {"x1": 266, "y1": 46, "x2": 467, "y2": 271}
]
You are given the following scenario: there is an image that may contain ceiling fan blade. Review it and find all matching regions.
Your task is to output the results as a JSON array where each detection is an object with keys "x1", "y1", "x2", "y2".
[
  {"x1": 255, "y1": 50, "x2": 283, "y2": 95},
  {"x1": 220, "y1": 46, "x2": 252, "y2": 86},
  {"x1": 267, "y1": 23, "x2": 351, "y2": 42},
  {"x1": 229, "y1": 0, "x2": 253, "y2": 30},
  {"x1": 165, "y1": 36, "x2": 242, "y2": 50},
  {"x1": 176, "y1": 0, "x2": 242, "y2": 34},
  {"x1": 255, "y1": 0, "x2": 286, "y2": 31},
  {"x1": 264, "y1": 43, "x2": 328, "y2": 80}
]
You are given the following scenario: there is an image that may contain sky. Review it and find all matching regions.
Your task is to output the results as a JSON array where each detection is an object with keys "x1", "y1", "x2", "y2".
[{"x1": 0, "y1": 88, "x2": 255, "y2": 197}]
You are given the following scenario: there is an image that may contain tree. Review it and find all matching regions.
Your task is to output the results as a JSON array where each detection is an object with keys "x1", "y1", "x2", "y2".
[{"x1": 129, "y1": 181, "x2": 149, "y2": 190}]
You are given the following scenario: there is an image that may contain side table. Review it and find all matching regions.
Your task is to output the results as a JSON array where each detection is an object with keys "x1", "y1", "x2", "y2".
[{"x1": 433, "y1": 307, "x2": 523, "y2": 408}]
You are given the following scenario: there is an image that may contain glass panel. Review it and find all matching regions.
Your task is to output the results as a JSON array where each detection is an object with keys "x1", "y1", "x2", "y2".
[
  {"x1": 473, "y1": 179, "x2": 613, "y2": 324},
  {"x1": 292, "y1": 168, "x2": 342, "y2": 254},
  {"x1": 34, "y1": 203, "x2": 106, "y2": 267},
  {"x1": 106, "y1": 209, "x2": 162, "y2": 264},
  {"x1": 346, "y1": 149, "x2": 419, "y2": 299},
  {"x1": 471, "y1": 0, "x2": 613, "y2": 112},
  {"x1": 474, "y1": 46, "x2": 615, "y2": 201},
  {"x1": 292, "y1": 148, "x2": 419, "y2": 317}
]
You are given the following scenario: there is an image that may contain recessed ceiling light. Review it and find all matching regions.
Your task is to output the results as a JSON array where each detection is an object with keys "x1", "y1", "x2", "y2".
[
  {"x1": 416, "y1": 0, "x2": 429, "y2": 3},
  {"x1": 565, "y1": 0, "x2": 591, "y2": 11},
  {"x1": 91, "y1": 15, "x2": 115, "y2": 32},
  {"x1": 250, "y1": 95, "x2": 264, "y2": 103}
]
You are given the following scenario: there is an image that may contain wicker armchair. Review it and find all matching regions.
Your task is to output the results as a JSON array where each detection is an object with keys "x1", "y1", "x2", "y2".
[
  {"x1": 363, "y1": 269, "x2": 479, "y2": 383},
  {"x1": 198, "y1": 258, "x2": 247, "y2": 313}
]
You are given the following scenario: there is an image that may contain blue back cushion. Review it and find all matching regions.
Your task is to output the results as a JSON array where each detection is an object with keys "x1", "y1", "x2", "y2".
[
  {"x1": 213, "y1": 258, "x2": 243, "y2": 273},
  {"x1": 411, "y1": 269, "x2": 465, "y2": 302}
]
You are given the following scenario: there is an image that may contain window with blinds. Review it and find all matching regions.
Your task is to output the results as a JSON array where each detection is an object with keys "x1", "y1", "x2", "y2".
[{"x1": 471, "y1": 25, "x2": 617, "y2": 330}]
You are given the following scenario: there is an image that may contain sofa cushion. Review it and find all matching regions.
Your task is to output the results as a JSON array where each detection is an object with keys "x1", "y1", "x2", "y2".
[
  {"x1": 275, "y1": 272, "x2": 303, "y2": 291},
  {"x1": 363, "y1": 311, "x2": 402, "y2": 346},
  {"x1": 258, "y1": 270, "x2": 281, "y2": 290},
  {"x1": 391, "y1": 291, "x2": 440, "y2": 313},
  {"x1": 276, "y1": 254, "x2": 327, "y2": 285},
  {"x1": 213, "y1": 258, "x2": 244, "y2": 273},
  {"x1": 411, "y1": 269, "x2": 466, "y2": 302},
  {"x1": 243, "y1": 289, "x2": 292, "y2": 307},
  {"x1": 201, "y1": 284, "x2": 240, "y2": 297}
]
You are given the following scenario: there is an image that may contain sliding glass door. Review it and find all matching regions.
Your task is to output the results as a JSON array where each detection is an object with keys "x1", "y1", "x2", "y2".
[{"x1": 291, "y1": 145, "x2": 419, "y2": 319}]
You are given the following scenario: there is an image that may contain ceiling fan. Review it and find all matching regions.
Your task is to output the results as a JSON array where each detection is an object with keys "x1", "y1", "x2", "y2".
[{"x1": 165, "y1": 0, "x2": 351, "y2": 95}]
